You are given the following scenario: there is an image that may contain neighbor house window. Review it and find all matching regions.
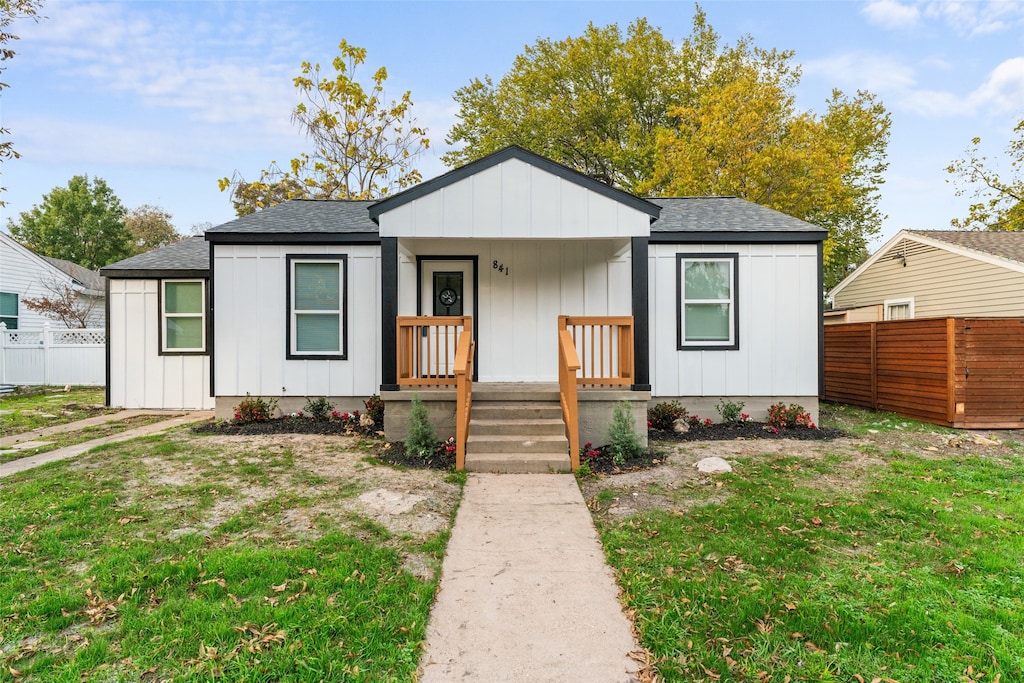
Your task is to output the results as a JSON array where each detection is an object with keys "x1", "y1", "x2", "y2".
[
  {"x1": 677, "y1": 254, "x2": 738, "y2": 350},
  {"x1": 0, "y1": 292, "x2": 17, "y2": 329},
  {"x1": 884, "y1": 297, "x2": 914, "y2": 320},
  {"x1": 161, "y1": 280, "x2": 206, "y2": 353},
  {"x1": 287, "y1": 255, "x2": 347, "y2": 359}
]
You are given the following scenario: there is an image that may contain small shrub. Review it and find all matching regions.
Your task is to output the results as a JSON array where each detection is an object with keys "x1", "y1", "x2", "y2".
[
  {"x1": 233, "y1": 394, "x2": 277, "y2": 424},
  {"x1": 405, "y1": 394, "x2": 437, "y2": 458},
  {"x1": 766, "y1": 402, "x2": 816, "y2": 429},
  {"x1": 648, "y1": 400, "x2": 687, "y2": 430},
  {"x1": 364, "y1": 395, "x2": 385, "y2": 425},
  {"x1": 303, "y1": 396, "x2": 334, "y2": 421},
  {"x1": 607, "y1": 401, "x2": 644, "y2": 466},
  {"x1": 716, "y1": 398, "x2": 745, "y2": 425}
]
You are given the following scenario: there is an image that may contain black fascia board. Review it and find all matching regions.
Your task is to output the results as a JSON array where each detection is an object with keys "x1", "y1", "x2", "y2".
[
  {"x1": 368, "y1": 146, "x2": 662, "y2": 222},
  {"x1": 650, "y1": 230, "x2": 826, "y2": 244},
  {"x1": 99, "y1": 269, "x2": 210, "y2": 279},
  {"x1": 204, "y1": 232, "x2": 381, "y2": 245}
]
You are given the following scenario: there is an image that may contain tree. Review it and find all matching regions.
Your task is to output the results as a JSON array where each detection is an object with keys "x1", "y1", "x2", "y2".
[
  {"x1": 947, "y1": 119, "x2": 1024, "y2": 231},
  {"x1": 125, "y1": 204, "x2": 182, "y2": 255},
  {"x1": 1, "y1": 0, "x2": 44, "y2": 204},
  {"x1": 444, "y1": 18, "x2": 683, "y2": 193},
  {"x1": 220, "y1": 41, "x2": 430, "y2": 216},
  {"x1": 7, "y1": 175, "x2": 132, "y2": 269},
  {"x1": 22, "y1": 277, "x2": 98, "y2": 328},
  {"x1": 444, "y1": 9, "x2": 891, "y2": 290}
]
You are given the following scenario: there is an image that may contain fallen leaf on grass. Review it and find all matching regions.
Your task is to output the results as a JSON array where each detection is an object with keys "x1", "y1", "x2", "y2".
[
  {"x1": 118, "y1": 516, "x2": 146, "y2": 525},
  {"x1": 271, "y1": 582, "x2": 287, "y2": 593}
]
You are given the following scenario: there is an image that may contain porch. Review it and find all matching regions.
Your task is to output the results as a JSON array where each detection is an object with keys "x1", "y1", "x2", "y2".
[{"x1": 380, "y1": 315, "x2": 650, "y2": 472}]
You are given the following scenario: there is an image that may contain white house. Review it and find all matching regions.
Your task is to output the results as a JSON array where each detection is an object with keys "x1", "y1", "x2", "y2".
[
  {"x1": 0, "y1": 231, "x2": 106, "y2": 330},
  {"x1": 102, "y1": 147, "x2": 826, "y2": 452}
]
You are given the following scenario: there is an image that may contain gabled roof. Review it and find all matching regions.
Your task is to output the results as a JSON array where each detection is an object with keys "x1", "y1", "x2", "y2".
[
  {"x1": 368, "y1": 145, "x2": 661, "y2": 222},
  {"x1": 650, "y1": 197, "x2": 826, "y2": 241},
  {"x1": 42, "y1": 256, "x2": 105, "y2": 296},
  {"x1": 829, "y1": 229, "x2": 1024, "y2": 298},
  {"x1": 204, "y1": 200, "x2": 378, "y2": 242},
  {"x1": 100, "y1": 237, "x2": 210, "y2": 278}
]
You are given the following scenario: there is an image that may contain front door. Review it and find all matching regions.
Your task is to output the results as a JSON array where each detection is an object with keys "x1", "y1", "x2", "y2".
[{"x1": 419, "y1": 258, "x2": 476, "y2": 378}]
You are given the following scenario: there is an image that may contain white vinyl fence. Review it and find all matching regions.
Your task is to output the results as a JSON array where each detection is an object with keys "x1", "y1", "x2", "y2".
[{"x1": 0, "y1": 324, "x2": 106, "y2": 387}]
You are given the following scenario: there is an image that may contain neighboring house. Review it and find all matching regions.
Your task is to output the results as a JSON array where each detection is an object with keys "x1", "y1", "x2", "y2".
[
  {"x1": 100, "y1": 237, "x2": 213, "y2": 410},
  {"x1": 102, "y1": 146, "x2": 826, "y2": 432},
  {"x1": 830, "y1": 229, "x2": 1024, "y2": 320},
  {"x1": 0, "y1": 231, "x2": 106, "y2": 330}
]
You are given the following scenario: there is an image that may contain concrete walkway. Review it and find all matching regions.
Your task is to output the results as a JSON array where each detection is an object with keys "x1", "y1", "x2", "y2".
[
  {"x1": 0, "y1": 411, "x2": 215, "y2": 478},
  {"x1": 419, "y1": 473, "x2": 643, "y2": 683}
]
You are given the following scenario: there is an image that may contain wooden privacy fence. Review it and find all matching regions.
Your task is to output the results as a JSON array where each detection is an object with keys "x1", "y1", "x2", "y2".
[
  {"x1": 0, "y1": 325, "x2": 106, "y2": 387},
  {"x1": 823, "y1": 317, "x2": 1024, "y2": 429},
  {"x1": 558, "y1": 315, "x2": 634, "y2": 386},
  {"x1": 396, "y1": 316, "x2": 472, "y2": 386}
]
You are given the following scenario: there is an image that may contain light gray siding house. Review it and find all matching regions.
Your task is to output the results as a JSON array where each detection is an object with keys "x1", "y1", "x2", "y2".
[
  {"x1": 830, "y1": 230, "x2": 1024, "y2": 320},
  {"x1": 102, "y1": 147, "x2": 827, "y2": 436}
]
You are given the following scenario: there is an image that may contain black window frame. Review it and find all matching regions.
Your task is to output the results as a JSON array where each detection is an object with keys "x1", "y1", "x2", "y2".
[
  {"x1": 676, "y1": 252, "x2": 740, "y2": 351},
  {"x1": 286, "y1": 254, "x2": 348, "y2": 361}
]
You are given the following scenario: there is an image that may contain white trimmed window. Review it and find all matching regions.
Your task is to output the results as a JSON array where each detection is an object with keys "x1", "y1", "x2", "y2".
[
  {"x1": 162, "y1": 280, "x2": 206, "y2": 353},
  {"x1": 884, "y1": 297, "x2": 914, "y2": 320},
  {"x1": 677, "y1": 254, "x2": 738, "y2": 349},
  {"x1": 288, "y1": 255, "x2": 347, "y2": 359},
  {"x1": 0, "y1": 292, "x2": 17, "y2": 330}
]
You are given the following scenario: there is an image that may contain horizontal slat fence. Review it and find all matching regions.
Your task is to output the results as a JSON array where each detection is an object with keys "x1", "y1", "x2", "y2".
[{"x1": 824, "y1": 317, "x2": 1024, "y2": 429}]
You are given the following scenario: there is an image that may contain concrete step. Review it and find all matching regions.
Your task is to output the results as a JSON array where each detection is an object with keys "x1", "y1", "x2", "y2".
[
  {"x1": 466, "y1": 433, "x2": 569, "y2": 454},
  {"x1": 469, "y1": 418, "x2": 566, "y2": 436},
  {"x1": 464, "y1": 452, "x2": 572, "y2": 474},
  {"x1": 472, "y1": 402, "x2": 563, "y2": 421},
  {"x1": 472, "y1": 388, "x2": 561, "y2": 402}
]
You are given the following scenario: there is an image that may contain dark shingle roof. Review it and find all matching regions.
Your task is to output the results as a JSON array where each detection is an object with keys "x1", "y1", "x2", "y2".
[
  {"x1": 649, "y1": 197, "x2": 826, "y2": 235},
  {"x1": 100, "y1": 237, "x2": 209, "y2": 277},
  {"x1": 205, "y1": 200, "x2": 378, "y2": 235},
  {"x1": 908, "y1": 230, "x2": 1024, "y2": 265},
  {"x1": 42, "y1": 256, "x2": 105, "y2": 295}
]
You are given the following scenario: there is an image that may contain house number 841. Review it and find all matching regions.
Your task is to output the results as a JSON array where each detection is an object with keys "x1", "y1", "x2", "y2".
[{"x1": 492, "y1": 260, "x2": 510, "y2": 277}]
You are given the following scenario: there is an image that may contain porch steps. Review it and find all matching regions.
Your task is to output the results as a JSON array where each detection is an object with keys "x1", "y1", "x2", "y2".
[{"x1": 465, "y1": 400, "x2": 571, "y2": 473}]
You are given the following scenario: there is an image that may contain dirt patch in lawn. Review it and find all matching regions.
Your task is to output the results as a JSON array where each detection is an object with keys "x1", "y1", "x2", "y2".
[{"x1": 582, "y1": 427, "x2": 1023, "y2": 519}]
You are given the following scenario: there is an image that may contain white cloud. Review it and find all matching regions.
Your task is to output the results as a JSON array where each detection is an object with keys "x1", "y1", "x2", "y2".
[
  {"x1": 969, "y1": 57, "x2": 1024, "y2": 113},
  {"x1": 862, "y1": 0, "x2": 921, "y2": 29},
  {"x1": 802, "y1": 52, "x2": 917, "y2": 92}
]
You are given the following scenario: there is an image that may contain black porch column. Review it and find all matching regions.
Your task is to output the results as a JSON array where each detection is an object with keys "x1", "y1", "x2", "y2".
[
  {"x1": 631, "y1": 236, "x2": 651, "y2": 391},
  {"x1": 380, "y1": 237, "x2": 400, "y2": 391}
]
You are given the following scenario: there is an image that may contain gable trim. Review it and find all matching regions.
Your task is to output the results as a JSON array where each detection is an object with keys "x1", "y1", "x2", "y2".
[{"x1": 368, "y1": 146, "x2": 661, "y2": 222}]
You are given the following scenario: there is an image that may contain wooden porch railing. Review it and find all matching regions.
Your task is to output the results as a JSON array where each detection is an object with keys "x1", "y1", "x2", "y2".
[
  {"x1": 453, "y1": 331, "x2": 474, "y2": 471},
  {"x1": 558, "y1": 329, "x2": 582, "y2": 471},
  {"x1": 397, "y1": 316, "x2": 472, "y2": 386},
  {"x1": 558, "y1": 315, "x2": 634, "y2": 386}
]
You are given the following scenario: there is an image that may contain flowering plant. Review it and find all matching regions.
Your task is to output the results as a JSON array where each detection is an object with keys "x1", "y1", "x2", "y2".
[
  {"x1": 233, "y1": 394, "x2": 277, "y2": 424},
  {"x1": 580, "y1": 441, "x2": 601, "y2": 461},
  {"x1": 766, "y1": 402, "x2": 817, "y2": 429}
]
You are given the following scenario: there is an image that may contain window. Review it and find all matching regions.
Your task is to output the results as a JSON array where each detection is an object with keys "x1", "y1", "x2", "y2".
[
  {"x1": 162, "y1": 280, "x2": 205, "y2": 353},
  {"x1": 677, "y1": 254, "x2": 738, "y2": 350},
  {"x1": 287, "y1": 255, "x2": 347, "y2": 359},
  {"x1": 884, "y1": 297, "x2": 914, "y2": 320},
  {"x1": 0, "y1": 292, "x2": 17, "y2": 330}
]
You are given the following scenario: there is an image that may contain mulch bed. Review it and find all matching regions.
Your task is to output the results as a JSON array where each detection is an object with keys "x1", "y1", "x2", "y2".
[
  {"x1": 651, "y1": 421, "x2": 846, "y2": 442},
  {"x1": 192, "y1": 418, "x2": 377, "y2": 437}
]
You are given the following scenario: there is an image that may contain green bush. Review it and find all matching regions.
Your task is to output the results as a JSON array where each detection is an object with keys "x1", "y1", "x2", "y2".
[
  {"x1": 405, "y1": 394, "x2": 437, "y2": 458},
  {"x1": 364, "y1": 394, "x2": 385, "y2": 425},
  {"x1": 647, "y1": 400, "x2": 687, "y2": 430},
  {"x1": 716, "y1": 398, "x2": 745, "y2": 425},
  {"x1": 303, "y1": 396, "x2": 334, "y2": 421},
  {"x1": 607, "y1": 401, "x2": 644, "y2": 466},
  {"x1": 233, "y1": 394, "x2": 278, "y2": 424}
]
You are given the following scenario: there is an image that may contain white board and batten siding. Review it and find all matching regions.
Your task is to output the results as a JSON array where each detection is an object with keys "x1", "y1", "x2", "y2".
[
  {"x1": 398, "y1": 238, "x2": 632, "y2": 383},
  {"x1": 378, "y1": 157, "x2": 651, "y2": 239},
  {"x1": 649, "y1": 243, "x2": 820, "y2": 398},
  {"x1": 832, "y1": 238, "x2": 1024, "y2": 317},
  {"x1": 108, "y1": 278, "x2": 214, "y2": 409},
  {"x1": 213, "y1": 244, "x2": 382, "y2": 400}
]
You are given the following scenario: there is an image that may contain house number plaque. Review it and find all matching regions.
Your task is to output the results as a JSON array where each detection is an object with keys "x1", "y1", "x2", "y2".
[{"x1": 492, "y1": 260, "x2": 510, "y2": 277}]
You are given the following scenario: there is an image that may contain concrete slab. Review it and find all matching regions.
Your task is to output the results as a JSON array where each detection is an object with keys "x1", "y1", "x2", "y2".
[
  {"x1": 0, "y1": 409, "x2": 187, "y2": 449},
  {"x1": 0, "y1": 412, "x2": 214, "y2": 478},
  {"x1": 419, "y1": 473, "x2": 642, "y2": 683}
]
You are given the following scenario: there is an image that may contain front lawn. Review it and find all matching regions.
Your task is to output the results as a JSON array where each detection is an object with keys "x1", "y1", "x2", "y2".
[
  {"x1": 588, "y1": 406, "x2": 1024, "y2": 681},
  {"x1": 0, "y1": 387, "x2": 114, "y2": 438},
  {"x1": 0, "y1": 428, "x2": 462, "y2": 681}
]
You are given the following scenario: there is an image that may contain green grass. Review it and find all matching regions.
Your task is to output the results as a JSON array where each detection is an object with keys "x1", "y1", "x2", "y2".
[
  {"x1": 0, "y1": 430, "x2": 461, "y2": 681},
  {"x1": 597, "y1": 449, "x2": 1024, "y2": 681},
  {"x1": 820, "y1": 401, "x2": 959, "y2": 437},
  {"x1": 0, "y1": 387, "x2": 115, "y2": 437},
  {"x1": 0, "y1": 414, "x2": 170, "y2": 464}
]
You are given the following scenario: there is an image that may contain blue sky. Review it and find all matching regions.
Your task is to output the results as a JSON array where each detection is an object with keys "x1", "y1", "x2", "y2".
[{"x1": 3, "y1": 0, "x2": 1023, "y2": 249}]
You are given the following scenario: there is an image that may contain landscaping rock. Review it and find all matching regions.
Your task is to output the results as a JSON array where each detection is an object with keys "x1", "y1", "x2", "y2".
[
  {"x1": 696, "y1": 456, "x2": 732, "y2": 474},
  {"x1": 673, "y1": 417, "x2": 689, "y2": 433},
  {"x1": 359, "y1": 413, "x2": 375, "y2": 428}
]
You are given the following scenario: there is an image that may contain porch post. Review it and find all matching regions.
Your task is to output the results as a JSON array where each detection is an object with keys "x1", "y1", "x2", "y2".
[
  {"x1": 380, "y1": 237, "x2": 400, "y2": 391},
  {"x1": 631, "y1": 236, "x2": 651, "y2": 391}
]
